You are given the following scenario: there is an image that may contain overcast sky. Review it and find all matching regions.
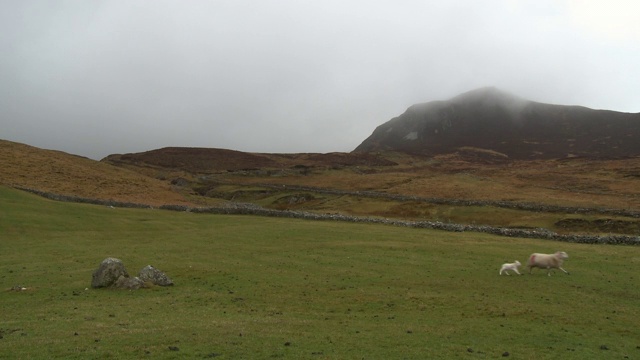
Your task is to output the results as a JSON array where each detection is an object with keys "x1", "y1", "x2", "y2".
[{"x1": 1, "y1": 1, "x2": 639, "y2": 160}]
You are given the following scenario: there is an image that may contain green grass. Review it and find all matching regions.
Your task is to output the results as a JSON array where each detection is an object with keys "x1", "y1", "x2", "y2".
[{"x1": 1, "y1": 186, "x2": 639, "y2": 359}]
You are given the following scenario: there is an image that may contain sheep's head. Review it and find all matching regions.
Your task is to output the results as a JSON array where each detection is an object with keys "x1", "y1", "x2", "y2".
[
  {"x1": 514, "y1": 260, "x2": 521, "y2": 266},
  {"x1": 556, "y1": 251, "x2": 569, "y2": 259}
]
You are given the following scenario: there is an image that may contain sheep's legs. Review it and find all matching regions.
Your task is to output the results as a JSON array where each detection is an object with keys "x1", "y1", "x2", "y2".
[
  {"x1": 500, "y1": 268, "x2": 522, "y2": 275},
  {"x1": 546, "y1": 267, "x2": 569, "y2": 276}
]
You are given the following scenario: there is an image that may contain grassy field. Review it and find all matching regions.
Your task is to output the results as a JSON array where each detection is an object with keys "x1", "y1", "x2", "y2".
[{"x1": 1, "y1": 186, "x2": 639, "y2": 359}]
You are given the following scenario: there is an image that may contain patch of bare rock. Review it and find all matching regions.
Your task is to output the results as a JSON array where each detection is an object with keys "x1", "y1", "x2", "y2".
[{"x1": 91, "y1": 257, "x2": 174, "y2": 290}]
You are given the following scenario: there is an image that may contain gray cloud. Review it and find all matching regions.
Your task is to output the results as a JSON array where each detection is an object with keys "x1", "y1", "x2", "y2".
[{"x1": 1, "y1": 0, "x2": 639, "y2": 159}]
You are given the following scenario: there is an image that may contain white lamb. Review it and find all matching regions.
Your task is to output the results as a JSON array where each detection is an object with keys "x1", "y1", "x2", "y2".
[
  {"x1": 527, "y1": 251, "x2": 569, "y2": 276},
  {"x1": 499, "y1": 260, "x2": 522, "y2": 275}
]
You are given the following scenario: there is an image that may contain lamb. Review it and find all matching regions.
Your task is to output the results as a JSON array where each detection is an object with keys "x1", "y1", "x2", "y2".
[
  {"x1": 527, "y1": 251, "x2": 569, "y2": 276},
  {"x1": 499, "y1": 260, "x2": 522, "y2": 275}
]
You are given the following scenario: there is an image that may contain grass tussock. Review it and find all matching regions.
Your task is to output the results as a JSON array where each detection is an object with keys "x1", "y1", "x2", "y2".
[{"x1": 1, "y1": 186, "x2": 640, "y2": 359}]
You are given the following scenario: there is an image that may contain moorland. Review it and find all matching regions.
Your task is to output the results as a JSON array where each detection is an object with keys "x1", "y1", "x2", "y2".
[{"x1": 3, "y1": 139, "x2": 640, "y2": 238}]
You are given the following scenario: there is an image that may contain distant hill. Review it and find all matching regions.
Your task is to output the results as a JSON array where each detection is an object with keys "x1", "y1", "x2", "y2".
[
  {"x1": 102, "y1": 147, "x2": 397, "y2": 173},
  {"x1": 354, "y1": 87, "x2": 640, "y2": 159}
]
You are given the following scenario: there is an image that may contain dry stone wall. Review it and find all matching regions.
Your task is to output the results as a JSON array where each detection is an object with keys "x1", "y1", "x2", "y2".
[{"x1": 16, "y1": 187, "x2": 640, "y2": 245}]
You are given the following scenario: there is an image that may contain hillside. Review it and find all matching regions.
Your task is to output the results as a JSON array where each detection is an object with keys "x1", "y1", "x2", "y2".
[
  {"x1": 0, "y1": 140, "x2": 191, "y2": 206},
  {"x1": 103, "y1": 147, "x2": 397, "y2": 174},
  {"x1": 354, "y1": 87, "x2": 640, "y2": 159},
  {"x1": 4, "y1": 138, "x2": 640, "y2": 235}
]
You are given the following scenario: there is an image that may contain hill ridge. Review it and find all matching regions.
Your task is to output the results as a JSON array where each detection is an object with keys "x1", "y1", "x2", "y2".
[{"x1": 0, "y1": 139, "x2": 191, "y2": 206}]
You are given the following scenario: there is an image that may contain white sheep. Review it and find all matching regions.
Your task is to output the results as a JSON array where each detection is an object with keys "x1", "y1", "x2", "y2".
[
  {"x1": 527, "y1": 251, "x2": 569, "y2": 276},
  {"x1": 499, "y1": 260, "x2": 522, "y2": 275}
]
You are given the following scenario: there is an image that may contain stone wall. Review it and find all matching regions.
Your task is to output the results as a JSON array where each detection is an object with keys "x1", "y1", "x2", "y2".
[{"x1": 16, "y1": 186, "x2": 640, "y2": 245}]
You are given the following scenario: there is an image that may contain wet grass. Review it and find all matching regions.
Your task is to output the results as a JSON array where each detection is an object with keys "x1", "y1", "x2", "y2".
[{"x1": 1, "y1": 186, "x2": 640, "y2": 359}]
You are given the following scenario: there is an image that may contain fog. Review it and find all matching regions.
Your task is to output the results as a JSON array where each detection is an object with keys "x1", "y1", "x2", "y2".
[{"x1": 1, "y1": 1, "x2": 638, "y2": 159}]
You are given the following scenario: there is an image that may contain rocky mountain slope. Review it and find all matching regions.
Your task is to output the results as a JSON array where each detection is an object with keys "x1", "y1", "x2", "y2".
[{"x1": 354, "y1": 87, "x2": 640, "y2": 159}]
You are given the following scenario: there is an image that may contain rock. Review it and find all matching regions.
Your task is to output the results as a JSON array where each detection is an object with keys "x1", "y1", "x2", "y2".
[
  {"x1": 114, "y1": 275, "x2": 146, "y2": 290},
  {"x1": 91, "y1": 259, "x2": 173, "y2": 289},
  {"x1": 91, "y1": 258, "x2": 129, "y2": 288},
  {"x1": 138, "y1": 265, "x2": 174, "y2": 286}
]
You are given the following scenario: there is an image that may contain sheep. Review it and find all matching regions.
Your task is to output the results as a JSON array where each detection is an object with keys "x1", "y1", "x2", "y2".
[
  {"x1": 527, "y1": 251, "x2": 569, "y2": 276},
  {"x1": 499, "y1": 260, "x2": 522, "y2": 275}
]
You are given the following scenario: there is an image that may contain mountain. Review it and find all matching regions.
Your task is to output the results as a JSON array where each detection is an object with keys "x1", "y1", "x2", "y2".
[{"x1": 354, "y1": 87, "x2": 640, "y2": 159}]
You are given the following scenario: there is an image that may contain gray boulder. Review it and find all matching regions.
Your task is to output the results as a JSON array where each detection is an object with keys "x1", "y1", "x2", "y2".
[
  {"x1": 91, "y1": 258, "x2": 129, "y2": 288},
  {"x1": 138, "y1": 265, "x2": 174, "y2": 286},
  {"x1": 114, "y1": 275, "x2": 146, "y2": 290}
]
